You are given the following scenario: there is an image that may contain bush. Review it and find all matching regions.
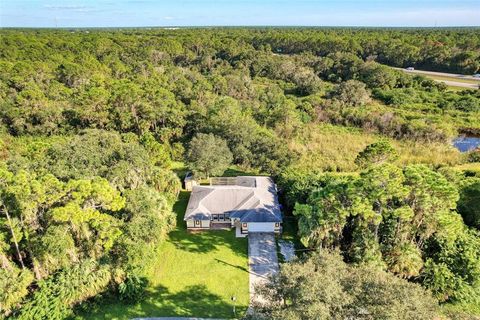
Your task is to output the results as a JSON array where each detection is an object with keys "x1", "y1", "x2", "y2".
[
  {"x1": 457, "y1": 178, "x2": 480, "y2": 229},
  {"x1": 332, "y1": 80, "x2": 371, "y2": 107},
  {"x1": 118, "y1": 274, "x2": 149, "y2": 303},
  {"x1": 355, "y1": 140, "x2": 398, "y2": 168},
  {"x1": 254, "y1": 251, "x2": 439, "y2": 320},
  {"x1": 467, "y1": 148, "x2": 480, "y2": 163}
]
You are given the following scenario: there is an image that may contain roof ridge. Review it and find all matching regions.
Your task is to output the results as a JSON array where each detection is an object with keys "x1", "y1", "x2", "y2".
[
  {"x1": 231, "y1": 190, "x2": 257, "y2": 211},
  {"x1": 239, "y1": 204, "x2": 281, "y2": 222},
  {"x1": 184, "y1": 187, "x2": 215, "y2": 220},
  {"x1": 197, "y1": 203, "x2": 211, "y2": 215},
  {"x1": 196, "y1": 187, "x2": 216, "y2": 207}
]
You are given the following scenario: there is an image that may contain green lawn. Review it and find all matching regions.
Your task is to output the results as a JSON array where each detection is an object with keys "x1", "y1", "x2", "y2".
[{"x1": 80, "y1": 191, "x2": 250, "y2": 319}]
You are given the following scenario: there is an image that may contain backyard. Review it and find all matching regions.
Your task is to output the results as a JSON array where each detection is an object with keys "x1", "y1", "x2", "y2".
[{"x1": 80, "y1": 191, "x2": 250, "y2": 319}]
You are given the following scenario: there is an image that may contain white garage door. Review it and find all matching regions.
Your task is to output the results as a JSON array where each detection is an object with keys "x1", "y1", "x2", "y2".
[{"x1": 248, "y1": 222, "x2": 275, "y2": 233}]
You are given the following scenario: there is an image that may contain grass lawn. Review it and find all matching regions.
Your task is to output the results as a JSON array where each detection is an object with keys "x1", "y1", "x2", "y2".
[{"x1": 80, "y1": 191, "x2": 250, "y2": 319}]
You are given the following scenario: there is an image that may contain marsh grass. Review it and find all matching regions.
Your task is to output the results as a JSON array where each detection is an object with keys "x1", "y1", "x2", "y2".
[{"x1": 288, "y1": 124, "x2": 462, "y2": 172}]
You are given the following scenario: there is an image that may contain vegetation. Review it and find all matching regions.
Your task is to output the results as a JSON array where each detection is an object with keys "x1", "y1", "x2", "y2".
[
  {"x1": 457, "y1": 177, "x2": 480, "y2": 229},
  {"x1": 0, "y1": 27, "x2": 479, "y2": 318},
  {"x1": 252, "y1": 251, "x2": 439, "y2": 320},
  {"x1": 78, "y1": 192, "x2": 249, "y2": 319},
  {"x1": 187, "y1": 133, "x2": 233, "y2": 178},
  {"x1": 292, "y1": 162, "x2": 480, "y2": 299},
  {"x1": 354, "y1": 140, "x2": 398, "y2": 168}
]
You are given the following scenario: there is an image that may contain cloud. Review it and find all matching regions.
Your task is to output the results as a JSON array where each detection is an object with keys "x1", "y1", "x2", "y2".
[
  {"x1": 163, "y1": 16, "x2": 175, "y2": 20},
  {"x1": 43, "y1": 4, "x2": 96, "y2": 12}
]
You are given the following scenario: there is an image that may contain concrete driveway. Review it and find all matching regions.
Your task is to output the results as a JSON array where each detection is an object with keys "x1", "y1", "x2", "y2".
[{"x1": 248, "y1": 233, "x2": 279, "y2": 308}]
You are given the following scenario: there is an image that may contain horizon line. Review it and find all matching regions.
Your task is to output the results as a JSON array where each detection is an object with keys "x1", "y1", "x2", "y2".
[{"x1": 1, "y1": 25, "x2": 480, "y2": 29}]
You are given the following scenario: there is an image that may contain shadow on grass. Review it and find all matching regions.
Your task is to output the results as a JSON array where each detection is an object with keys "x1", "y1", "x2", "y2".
[
  {"x1": 82, "y1": 284, "x2": 242, "y2": 319},
  {"x1": 76, "y1": 190, "x2": 249, "y2": 320},
  {"x1": 173, "y1": 191, "x2": 191, "y2": 222},
  {"x1": 142, "y1": 284, "x2": 237, "y2": 318},
  {"x1": 169, "y1": 229, "x2": 247, "y2": 258},
  {"x1": 215, "y1": 258, "x2": 250, "y2": 274}
]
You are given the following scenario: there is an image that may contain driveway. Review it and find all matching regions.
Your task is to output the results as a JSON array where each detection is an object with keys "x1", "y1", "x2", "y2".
[{"x1": 248, "y1": 233, "x2": 279, "y2": 309}]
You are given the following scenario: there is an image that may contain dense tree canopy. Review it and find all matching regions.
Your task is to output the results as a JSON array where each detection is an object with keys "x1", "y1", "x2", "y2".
[
  {"x1": 0, "y1": 133, "x2": 179, "y2": 317},
  {"x1": 291, "y1": 162, "x2": 480, "y2": 311},
  {"x1": 253, "y1": 251, "x2": 439, "y2": 320},
  {"x1": 187, "y1": 133, "x2": 233, "y2": 178},
  {"x1": 0, "y1": 27, "x2": 479, "y2": 318}
]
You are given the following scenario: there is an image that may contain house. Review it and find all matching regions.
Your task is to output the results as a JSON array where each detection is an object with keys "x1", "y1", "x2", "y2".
[{"x1": 184, "y1": 176, "x2": 282, "y2": 235}]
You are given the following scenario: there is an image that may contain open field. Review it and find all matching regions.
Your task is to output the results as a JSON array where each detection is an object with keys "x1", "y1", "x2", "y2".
[
  {"x1": 287, "y1": 124, "x2": 462, "y2": 173},
  {"x1": 79, "y1": 191, "x2": 250, "y2": 319}
]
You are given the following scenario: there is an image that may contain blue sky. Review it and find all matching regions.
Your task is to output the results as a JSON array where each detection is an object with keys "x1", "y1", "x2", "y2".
[{"x1": 1, "y1": 0, "x2": 479, "y2": 28}]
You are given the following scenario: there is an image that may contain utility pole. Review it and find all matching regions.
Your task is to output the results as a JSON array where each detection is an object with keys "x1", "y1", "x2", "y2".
[{"x1": 231, "y1": 295, "x2": 237, "y2": 317}]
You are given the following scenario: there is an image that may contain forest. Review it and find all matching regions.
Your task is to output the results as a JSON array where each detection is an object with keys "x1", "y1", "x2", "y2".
[{"x1": 0, "y1": 27, "x2": 479, "y2": 319}]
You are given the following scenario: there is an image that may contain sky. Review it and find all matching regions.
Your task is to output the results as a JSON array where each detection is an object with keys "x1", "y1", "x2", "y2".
[{"x1": 0, "y1": 0, "x2": 479, "y2": 28}]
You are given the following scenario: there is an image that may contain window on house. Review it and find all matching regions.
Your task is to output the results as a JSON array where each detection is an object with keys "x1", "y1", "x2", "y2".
[
  {"x1": 195, "y1": 220, "x2": 200, "y2": 226},
  {"x1": 275, "y1": 223, "x2": 280, "y2": 227},
  {"x1": 242, "y1": 223, "x2": 247, "y2": 228}
]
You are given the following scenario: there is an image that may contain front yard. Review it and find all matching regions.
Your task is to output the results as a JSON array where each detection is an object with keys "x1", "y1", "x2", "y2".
[{"x1": 81, "y1": 191, "x2": 250, "y2": 319}]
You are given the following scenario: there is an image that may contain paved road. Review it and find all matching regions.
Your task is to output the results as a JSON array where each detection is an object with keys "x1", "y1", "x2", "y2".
[
  {"x1": 433, "y1": 79, "x2": 479, "y2": 89},
  {"x1": 400, "y1": 68, "x2": 480, "y2": 81},
  {"x1": 394, "y1": 67, "x2": 480, "y2": 89},
  {"x1": 247, "y1": 233, "x2": 279, "y2": 309}
]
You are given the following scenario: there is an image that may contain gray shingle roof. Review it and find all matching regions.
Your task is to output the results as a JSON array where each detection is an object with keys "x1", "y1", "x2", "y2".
[{"x1": 184, "y1": 176, "x2": 282, "y2": 223}]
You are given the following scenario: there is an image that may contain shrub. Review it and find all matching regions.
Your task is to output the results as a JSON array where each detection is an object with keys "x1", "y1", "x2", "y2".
[
  {"x1": 355, "y1": 140, "x2": 398, "y2": 168},
  {"x1": 118, "y1": 274, "x2": 149, "y2": 303},
  {"x1": 332, "y1": 80, "x2": 371, "y2": 107}
]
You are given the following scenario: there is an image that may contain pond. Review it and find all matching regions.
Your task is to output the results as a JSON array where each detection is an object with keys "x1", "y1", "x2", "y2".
[{"x1": 453, "y1": 135, "x2": 480, "y2": 152}]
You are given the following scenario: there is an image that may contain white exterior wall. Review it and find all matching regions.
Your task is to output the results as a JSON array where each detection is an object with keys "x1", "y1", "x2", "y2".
[
  {"x1": 186, "y1": 219, "x2": 211, "y2": 229},
  {"x1": 248, "y1": 222, "x2": 276, "y2": 233}
]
